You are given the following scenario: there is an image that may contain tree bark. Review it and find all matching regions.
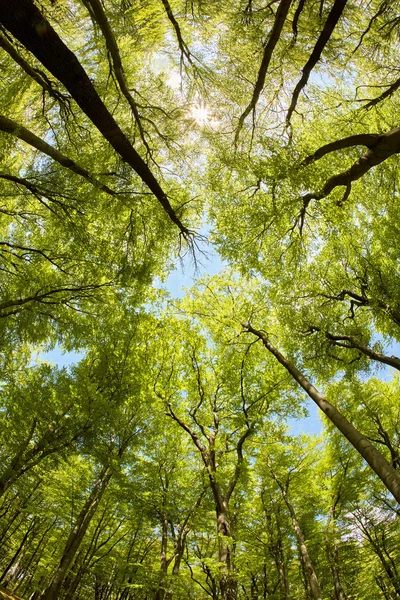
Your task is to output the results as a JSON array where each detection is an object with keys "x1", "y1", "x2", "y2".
[
  {"x1": 42, "y1": 464, "x2": 112, "y2": 600},
  {"x1": 325, "y1": 504, "x2": 347, "y2": 600},
  {"x1": 0, "y1": 0, "x2": 189, "y2": 235},
  {"x1": 243, "y1": 324, "x2": 400, "y2": 503},
  {"x1": 280, "y1": 487, "x2": 322, "y2": 600}
]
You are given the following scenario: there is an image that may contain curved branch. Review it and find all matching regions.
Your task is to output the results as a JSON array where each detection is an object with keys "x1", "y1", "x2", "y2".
[
  {"x1": 325, "y1": 332, "x2": 400, "y2": 371},
  {"x1": 0, "y1": 173, "x2": 83, "y2": 215},
  {"x1": 236, "y1": 0, "x2": 293, "y2": 140},
  {"x1": 301, "y1": 133, "x2": 381, "y2": 166},
  {"x1": 286, "y1": 0, "x2": 348, "y2": 123},
  {"x1": 362, "y1": 75, "x2": 400, "y2": 110},
  {"x1": 0, "y1": 29, "x2": 70, "y2": 108},
  {"x1": 297, "y1": 126, "x2": 400, "y2": 231},
  {"x1": 160, "y1": 0, "x2": 193, "y2": 66},
  {"x1": 292, "y1": 0, "x2": 307, "y2": 41},
  {"x1": 0, "y1": 282, "x2": 110, "y2": 317}
]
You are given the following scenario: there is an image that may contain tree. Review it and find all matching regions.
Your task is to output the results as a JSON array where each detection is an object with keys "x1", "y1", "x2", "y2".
[{"x1": 1, "y1": 1, "x2": 400, "y2": 598}]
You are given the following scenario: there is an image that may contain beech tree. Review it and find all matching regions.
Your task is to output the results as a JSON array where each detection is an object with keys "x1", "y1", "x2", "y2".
[{"x1": 1, "y1": 0, "x2": 400, "y2": 599}]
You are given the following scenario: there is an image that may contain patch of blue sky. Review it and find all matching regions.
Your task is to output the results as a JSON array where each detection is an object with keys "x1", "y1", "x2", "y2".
[{"x1": 33, "y1": 345, "x2": 84, "y2": 368}]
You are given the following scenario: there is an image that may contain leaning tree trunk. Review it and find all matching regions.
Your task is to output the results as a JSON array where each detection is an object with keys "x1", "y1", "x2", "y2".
[
  {"x1": 42, "y1": 464, "x2": 112, "y2": 600},
  {"x1": 243, "y1": 325, "x2": 400, "y2": 503}
]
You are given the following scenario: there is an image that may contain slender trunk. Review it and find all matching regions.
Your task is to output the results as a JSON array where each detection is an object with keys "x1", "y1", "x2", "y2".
[
  {"x1": 155, "y1": 514, "x2": 169, "y2": 600},
  {"x1": 243, "y1": 325, "x2": 400, "y2": 503},
  {"x1": 325, "y1": 505, "x2": 347, "y2": 600},
  {"x1": 14, "y1": 519, "x2": 56, "y2": 594},
  {"x1": 42, "y1": 464, "x2": 112, "y2": 600},
  {"x1": 216, "y1": 502, "x2": 237, "y2": 600},
  {"x1": 274, "y1": 523, "x2": 290, "y2": 600},
  {"x1": 0, "y1": 519, "x2": 36, "y2": 585},
  {"x1": 281, "y1": 488, "x2": 322, "y2": 600}
]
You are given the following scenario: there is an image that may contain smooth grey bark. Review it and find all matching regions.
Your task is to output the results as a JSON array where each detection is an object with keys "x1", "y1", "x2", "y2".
[{"x1": 243, "y1": 324, "x2": 400, "y2": 503}]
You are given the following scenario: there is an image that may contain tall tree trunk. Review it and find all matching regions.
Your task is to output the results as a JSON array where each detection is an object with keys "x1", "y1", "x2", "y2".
[
  {"x1": 243, "y1": 325, "x2": 400, "y2": 503},
  {"x1": 325, "y1": 505, "x2": 347, "y2": 600},
  {"x1": 42, "y1": 464, "x2": 112, "y2": 600},
  {"x1": 274, "y1": 522, "x2": 290, "y2": 600},
  {"x1": 280, "y1": 487, "x2": 322, "y2": 600},
  {"x1": 216, "y1": 500, "x2": 237, "y2": 600},
  {"x1": 155, "y1": 513, "x2": 169, "y2": 600}
]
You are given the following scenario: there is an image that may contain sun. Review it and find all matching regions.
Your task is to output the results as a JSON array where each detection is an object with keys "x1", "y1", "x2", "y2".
[{"x1": 190, "y1": 103, "x2": 210, "y2": 126}]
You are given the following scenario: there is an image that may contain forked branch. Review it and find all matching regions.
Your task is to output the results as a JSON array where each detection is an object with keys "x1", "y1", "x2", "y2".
[
  {"x1": 236, "y1": 0, "x2": 293, "y2": 141},
  {"x1": 286, "y1": 0, "x2": 348, "y2": 123}
]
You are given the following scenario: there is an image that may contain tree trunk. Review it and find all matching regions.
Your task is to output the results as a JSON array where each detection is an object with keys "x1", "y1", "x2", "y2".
[
  {"x1": 0, "y1": 0, "x2": 188, "y2": 235},
  {"x1": 243, "y1": 325, "x2": 400, "y2": 503},
  {"x1": 216, "y1": 502, "x2": 237, "y2": 600},
  {"x1": 325, "y1": 505, "x2": 347, "y2": 600},
  {"x1": 42, "y1": 464, "x2": 112, "y2": 600},
  {"x1": 155, "y1": 514, "x2": 169, "y2": 600},
  {"x1": 280, "y1": 488, "x2": 322, "y2": 600}
]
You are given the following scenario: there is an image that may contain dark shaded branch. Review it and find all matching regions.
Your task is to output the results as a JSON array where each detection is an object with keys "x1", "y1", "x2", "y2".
[
  {"x1": 0, "y1": 241, "x2": 71, "y2": 274},
  {"x1": 0, "y1": 115, "x2": 118, "y2": 197},
  {"x1": 0, "y1": 0, "x2": 189, "y2": 235},
  {"x1": 352, "y1": 1, "x2": 389, "y2": 55},
  {"x1": 286, "y1": 0, "x2": 348, "y2": 122},
  {"x1": 0, "y1": 282, "x2": 110, "y2": 316},
  {"x1": 0, "y1": 173, "x2": 83, "y2": 215},
  {"x1": 236, "y1": 0, "x2": 293, "y2": 140},
  {"x1": 226, "y1": 426, "x2": 253, "y2": 502},
  {"x1": 318, "y1": 288, "x2": 400, "y2": 327},
  {"x1": 324, "y1": 332, "x2": 400, "y2": 371},
  {"x1": 160, "y1": 0, "x2": 193, "y2": 66},
  {"x1": 362, "y1": 75, "x2": 400, "y2": 110},
  {"x1": 166, "y1": 403, "x2": 207, "y2": 457},
  {"x1": 292, "y1": 0, "x2": 306, "y2": 41},
  {"x1": 296, "y1": 126, "x2": 400, "y2": 232},
  {"x1": 0, "y1": 29, "x2": 70, "y2": 108},
  {"x1": 301, "y1": 133, "x2": 381, "y2": 166}
]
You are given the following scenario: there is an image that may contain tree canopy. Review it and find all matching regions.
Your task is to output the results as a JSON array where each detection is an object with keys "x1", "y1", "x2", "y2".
[{"x1": 0, "y1": 1, "x2": 400, "y2": 599}]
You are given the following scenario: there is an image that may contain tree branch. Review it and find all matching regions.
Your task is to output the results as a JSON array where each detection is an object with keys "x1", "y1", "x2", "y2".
[
  {"x1": 286, "y1": 0, "x2": 348, "y2": 123},
  {"x1": 241, "y1": 322, "x2": 400, "y2": 503},
  {"x1": 236, "y1": 0, "x2": 293, "y2": 141},
  {"x1": 0, "y1": 0, "x2": 190, "y2": 236}
]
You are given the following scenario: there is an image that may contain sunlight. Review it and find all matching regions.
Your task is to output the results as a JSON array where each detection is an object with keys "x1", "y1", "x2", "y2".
[{"x1": 190, "y1": 102, "x2": 210, "y2": 126}]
